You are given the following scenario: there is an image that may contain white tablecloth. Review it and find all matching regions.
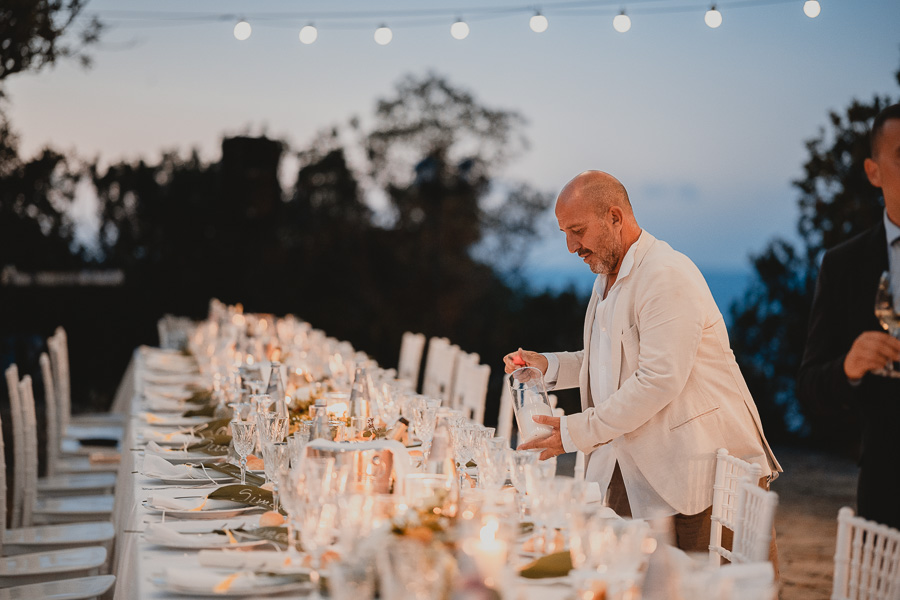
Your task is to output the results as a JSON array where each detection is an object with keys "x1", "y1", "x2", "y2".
[{"x1": 109, "y1": 347, "x2": 574, "y2": 600}]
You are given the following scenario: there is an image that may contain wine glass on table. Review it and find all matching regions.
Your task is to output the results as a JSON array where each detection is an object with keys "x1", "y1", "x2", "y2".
[
  {"x1": 231, "y1": 420, "x2": 256, "y2": 485},
  {"x1": 874, "y1": 271, "x2": 900, "y2": 377}
]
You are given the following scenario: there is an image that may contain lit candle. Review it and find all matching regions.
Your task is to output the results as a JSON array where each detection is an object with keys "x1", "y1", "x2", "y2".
[
  {"x1": 326, "y1": 402, "x2": 348, "y2": 419},
  {"x1": 463, "y1": 517, "x2": 508, "y2": 588}
]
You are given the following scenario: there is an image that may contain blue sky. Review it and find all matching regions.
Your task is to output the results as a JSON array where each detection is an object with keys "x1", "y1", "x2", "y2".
[{"x1": 6, "y1": 0, "x2": 900, "y2": 291}]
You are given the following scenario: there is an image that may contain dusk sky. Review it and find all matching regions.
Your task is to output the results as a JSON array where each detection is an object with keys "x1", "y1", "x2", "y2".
[{"x1": 6, "y1": 0, "x2": 900, "y2": 292}]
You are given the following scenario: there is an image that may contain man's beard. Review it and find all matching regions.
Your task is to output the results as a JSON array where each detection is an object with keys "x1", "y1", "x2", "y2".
[{"x1": 589, "y1": 244, "x2": 621, "y2": 275}]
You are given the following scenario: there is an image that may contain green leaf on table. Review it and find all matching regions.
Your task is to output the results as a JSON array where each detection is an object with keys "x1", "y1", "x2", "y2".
[
  {"x1": 198, "y1": 418, "x2": 232, "y2": 438},
  {"x1": 183, "y1": 404, "x2": 215, "y2": 418},
  {"x1": 208, "y1": 463, "x2": 265, "y2": 486},
  {"x1": 518, "y1": 551, "x2": 572, "y2": 579},
  {"x1": 185, "y1": 389, "x2": 211, "y2": 405},
  {"x1": 186, "y1": 434, "x2": 231, "y2": 456},
  {"x1": 237, "y1": 526, "x2": 289, "y2": 548},
  {"x1": 208, "y1": 484, "x2": 275, "y2": 511},
  {"x1": 519, "y1": 521, "x2": 534, "y2": 535}
]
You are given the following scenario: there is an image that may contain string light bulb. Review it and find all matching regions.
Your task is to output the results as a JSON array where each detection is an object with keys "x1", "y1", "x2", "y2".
[
  {"x1": 450, "y1": 19, "x2": 470, "y2": 40},
  {"x1": 298, "y1": 24, "x2": 318, "y2": 44},
  {"x1": 233, "y1": 19, "x2": 251, "y2": 41},
  {"x1": 374, "y1": 24, "x2": 393, "y2": 45},
  {"x1": 803, "y1": 0, "x2": 821, "y2": 18},
  {"x1": 704, "y1": 5, "x2": 723, "y2": 28},
  {"x1": 529, "y1": 12, "x2": 549, "y2": 33},
  {"x1": 613, "y1": 11, "x2": 631, "y2": 33}
]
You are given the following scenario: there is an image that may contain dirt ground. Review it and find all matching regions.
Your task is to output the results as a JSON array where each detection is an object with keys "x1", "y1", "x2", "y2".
[{"x1": 770, "y1": 445, "x2": 858, "y2": 600}]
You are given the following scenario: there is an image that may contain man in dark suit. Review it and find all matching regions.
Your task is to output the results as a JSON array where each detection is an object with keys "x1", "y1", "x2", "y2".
[{"x1": 799, "y1": 103, "x2": 900, "y2": 529}]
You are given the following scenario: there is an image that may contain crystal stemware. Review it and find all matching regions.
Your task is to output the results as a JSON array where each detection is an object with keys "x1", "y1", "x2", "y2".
[
  {"x1": 231, "y1": 420, "x2": 256, "y2": 485},
  {"x1": 262, "y1": 441, "x2": 289, "y2": 511},
  {"x1": 874, "y1": 270, "x2": 900, "y2": 377}
]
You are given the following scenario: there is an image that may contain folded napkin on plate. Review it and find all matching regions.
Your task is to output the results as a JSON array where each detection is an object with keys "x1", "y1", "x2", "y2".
[
  {"x1": 519, "y1": 551, "x2": 573, "y2": 579},
  {"x1": 142, "y1": 453, "x2": 205, "y2": 479},
  {"x1": 147, "y1": 495, "x2": 207, "y2": 511},
  {"x1": 146, "y1": 495, "x2": 244, "y2": 512},
  {"x1": 144, "y1": 523, "x2": 210, "y2": 546},
  {"x1": 197, "y1": 550, "x2": 302, "y2": 572},
  {"x1": 144, "y1": 395, "x2": 187, "y2": 412},
  {"x1": 161, "y1": 567, "x2": 302, "y2": 594},
  {"x1": 142, "y1": 429, "x2": 198, "y2": 446}
]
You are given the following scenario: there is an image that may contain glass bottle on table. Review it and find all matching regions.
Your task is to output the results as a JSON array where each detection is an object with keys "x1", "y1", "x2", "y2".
[
  {"x1": 266, "y1": 361, "x2": 289, "y2": 417},
  {"x1": 348, "y1": 366, "x2": 371, "y2": 420},
  {"x1": 310, "y1": 398, "x2": 332, "y2": 441}
]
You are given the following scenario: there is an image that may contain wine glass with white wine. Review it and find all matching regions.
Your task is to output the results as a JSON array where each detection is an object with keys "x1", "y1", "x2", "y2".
[{"x1": 873, "y1": 271, "x2": 900, "y2": 377}]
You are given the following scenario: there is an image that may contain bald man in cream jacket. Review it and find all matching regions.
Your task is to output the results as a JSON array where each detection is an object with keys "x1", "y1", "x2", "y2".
[{"x1": 505, "y1": 171, "x2": 781, "y2": 552}]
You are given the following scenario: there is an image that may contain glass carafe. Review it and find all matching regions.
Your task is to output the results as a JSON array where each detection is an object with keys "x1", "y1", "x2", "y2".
[{"x1": 507, "y1": 366, "x2": 554, "y2": 444}]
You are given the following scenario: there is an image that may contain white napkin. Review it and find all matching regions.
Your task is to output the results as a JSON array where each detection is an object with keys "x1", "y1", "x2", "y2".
[
  {"x1": 142, "y1": 429, "x2": 198, "y2": 446},
  {"x1": 147, "y1": 494, "x2": 248, "y2": 512},
  {"x1": 147, "y1": 495, "x2": 207, "y2": 511},
  {"x1": 144, "y1": 523, "x2": 209, "y2": 547},
  {"x1": 144, "y1": 394, "x2": 187, "y2": 412},
  {"x1": 141, "y1": 454, "x2": 198, "y2": 479},
  {"x1": 197, "y1": 550, "x2": 301, "y2": 572}
]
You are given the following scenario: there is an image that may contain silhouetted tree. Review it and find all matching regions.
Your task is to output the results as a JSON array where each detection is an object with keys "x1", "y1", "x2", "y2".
[
  {"x1": 731, "y1": 65, "x2": 899, "y2": 446},
  {"x1": 0, "y1": 0, "x2": 102, "y2": 92}
]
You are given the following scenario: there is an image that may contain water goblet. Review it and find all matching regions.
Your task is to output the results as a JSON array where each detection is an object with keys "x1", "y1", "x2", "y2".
[
  {"x1": 230, "y1": 420, "x2": 256, "y2": 485},
  {"x1": 261, "y1": 441, "x2": 289, "y2": 511}
]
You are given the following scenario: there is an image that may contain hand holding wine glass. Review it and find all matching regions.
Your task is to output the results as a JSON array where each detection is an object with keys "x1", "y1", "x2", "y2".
[{"x1": 858, "y1": 271, "x2": 900, "y2": 379}]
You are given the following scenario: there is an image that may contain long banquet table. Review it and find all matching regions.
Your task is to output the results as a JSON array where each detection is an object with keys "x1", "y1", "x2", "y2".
[{"x1": 108, "y1": 346, "x2": 582, "y2": 600}]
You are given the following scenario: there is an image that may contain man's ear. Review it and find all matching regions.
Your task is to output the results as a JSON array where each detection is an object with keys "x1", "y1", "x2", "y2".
[{"x1": 865, "y1": 157, "x2": 882, "y2": 188}]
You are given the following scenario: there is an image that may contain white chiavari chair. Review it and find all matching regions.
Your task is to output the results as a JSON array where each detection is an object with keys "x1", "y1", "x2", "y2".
[
  {"x1": 14, "y1": 376, "x2": 115, "y2": 525},
  {"x1": 710, "y1": 448, "x2": 764, "y2": 566},
  {"x1": 397, "y1": 332, "x2": 426, "y2": 391},
  {"x1": 496, "y1": 383, "x2": 513, "y2": 446},
  {"x1": 48, "y1": 327, "x2": 125, "y2": 433},
  {"x1": 0, "y1": 397, "x2": 114, "y2": 594},
  {"x1": 730, "y1": 478, "x2": 778, "y2": 565},
  {"x1": 448, "y1": 353, "x2": 490, "y2": 424},
  {"x1": 37, "y1": 353, "x2": 117, "y2": 496},
  {"x1": 421, "y1": 337, "x2": 460, "y2": 402},
  {"x1": 3, "y1": 365, "x2": 26, "y2": 529},
  {"x1": 832, "y1": 507, "x2": 900, "y2": 600}
]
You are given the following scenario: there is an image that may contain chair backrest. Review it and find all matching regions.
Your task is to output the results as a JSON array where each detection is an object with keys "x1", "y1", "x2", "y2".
[
  {"x1": 4, "y1": 364, "x2": 25, "y2": 529},
  {"x1": 0, "y1": 407, "x2": 7, "y2": 549},
  {"x1": 709, "y1": 448, "x2": 763, "y2": 566},
  {"x1": 730, "y1": 478, "x2": 778, "y2": 564},
  {"x1": 40, "y1": 352, "x2": 60, "y2": 477},
  {"x1": 832, "y1": 507, "x2": 900, "y2": 600},
  {"x1": 17, "y1": 375, "x2": 40, "y2": 528},
  {"x1": 397, "y1": 332, "x2": 426, "y2": 390},
  {"x1": 449, "y1": 354, "x2": 490, "y2": 424},
  {"x1": 48, "y1": 327, "x2": 72, "y2": 433},
  {"x1": 496, "y1": 381, "x2": 514, "y2": 445},
  {"x1": 421, "y1": 337, "x2": 460, "y2": 402}
]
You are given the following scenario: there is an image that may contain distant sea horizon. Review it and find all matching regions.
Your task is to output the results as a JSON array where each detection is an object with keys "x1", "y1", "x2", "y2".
[{"x1": 521, "y1": 266, "x2": 754, "y2": 326}]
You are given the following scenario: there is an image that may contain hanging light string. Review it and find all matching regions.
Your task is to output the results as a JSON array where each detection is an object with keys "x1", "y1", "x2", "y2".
[{"x1": 85, "y1": 0, "x2": 820, "y2": 43}]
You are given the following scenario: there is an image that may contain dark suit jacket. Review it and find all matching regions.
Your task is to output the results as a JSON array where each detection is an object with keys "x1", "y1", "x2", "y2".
[{"x1": 798, "y1": 221, "x2": 900, "y2": 529}]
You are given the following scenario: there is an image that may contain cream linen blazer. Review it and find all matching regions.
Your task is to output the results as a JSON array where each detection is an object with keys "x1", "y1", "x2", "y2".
[{"x1": 552, "y1": 231, "x2": 781, "y2": 516}]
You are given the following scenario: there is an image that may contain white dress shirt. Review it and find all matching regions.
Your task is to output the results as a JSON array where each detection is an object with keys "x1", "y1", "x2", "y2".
[
  {"x1": 884, "y1": 211, "x2": 900, "y2": 303},
  {"x1": 544, "y1": 232, "x2": 677, "y2": 518}
]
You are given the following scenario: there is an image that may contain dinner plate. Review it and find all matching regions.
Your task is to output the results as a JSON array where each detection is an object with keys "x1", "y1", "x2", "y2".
[
  {"x1": 142, "y1": 413, "x2": 209, "y2": 428},
  {"x1": 143, "y1": 523, "x2": 268, "y2": 550},
  {"x1": 151, "y1": 569, "x2": 312, "y2": 597},
  {"x1": 142, "y1": 500, "x2": 261, "y2": 520},
  {"x1": 145, "y1": 450, "x2": 224, "y2": 465},
  {"x1": 147, "y1": 474, "x2": 233, "y2": 486}
]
